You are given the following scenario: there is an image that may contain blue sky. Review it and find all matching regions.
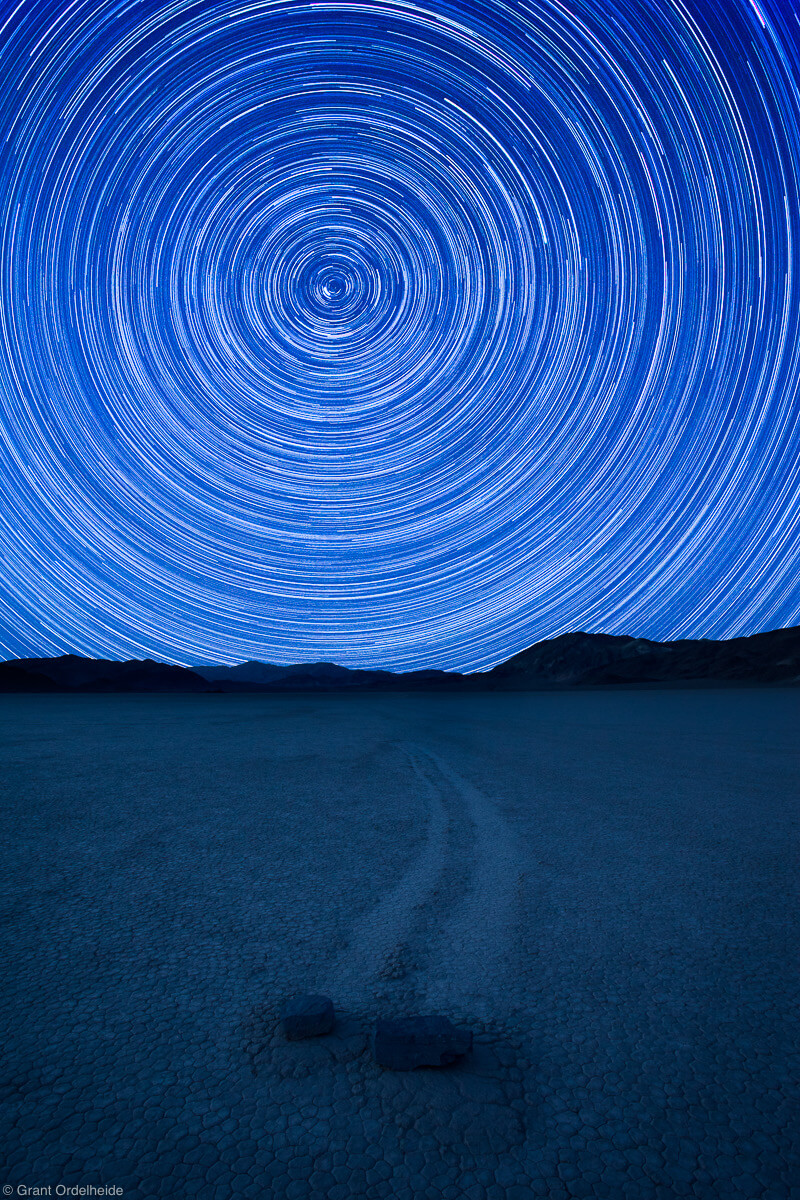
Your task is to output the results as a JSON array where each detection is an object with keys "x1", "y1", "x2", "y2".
[{"x1": 1, "y1": 0, "x2": 799, "y2": 670}]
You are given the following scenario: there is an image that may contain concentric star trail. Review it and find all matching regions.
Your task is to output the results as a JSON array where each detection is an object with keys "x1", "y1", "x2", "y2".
[{"x1": 1, "y1": 0, "x2": 799, "y2": 670}]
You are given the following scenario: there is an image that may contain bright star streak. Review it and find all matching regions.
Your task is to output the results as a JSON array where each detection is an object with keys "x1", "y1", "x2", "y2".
[{"x1": 0, "y1": 0, "x2": 798, "y2": 669}]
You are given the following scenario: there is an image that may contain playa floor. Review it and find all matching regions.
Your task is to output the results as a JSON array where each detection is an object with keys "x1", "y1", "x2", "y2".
[{"x1": 1, "y1": 690, "x2": 798, "y2": 1198}]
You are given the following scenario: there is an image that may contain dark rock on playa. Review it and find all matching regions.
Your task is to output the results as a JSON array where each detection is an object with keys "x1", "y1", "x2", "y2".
[
  {"x1": 280, "y1": 994, "x2": 335, "y2": 1040},
  {"x1": 373, "y1": 1015, "x2": 472, "y2": 1069}
]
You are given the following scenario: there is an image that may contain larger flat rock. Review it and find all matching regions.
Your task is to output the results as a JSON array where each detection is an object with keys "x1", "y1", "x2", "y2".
[
  {"x1": 373, "y1": 1015, "x2": 472, "y2": 1070},
  {"x1": 280, "y1": 994, "x2": 335, "y2": 1040}
]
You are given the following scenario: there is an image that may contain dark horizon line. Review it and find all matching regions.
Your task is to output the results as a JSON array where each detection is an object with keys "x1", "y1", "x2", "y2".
[{"x1": 3, "y1": 620, "x2": 799, "y2": 676}]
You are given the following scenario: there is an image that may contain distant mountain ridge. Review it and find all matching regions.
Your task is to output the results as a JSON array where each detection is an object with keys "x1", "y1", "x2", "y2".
[
  {"x1": 484, "y1": 627, "x2": 800, "y2": 687},
  {"x1": 197, "y1": 659, "x2": 397, "y2": 688},
  {"x1": 0, "y1": 654, "x2": 209, "y2": 693},
  {"x1": 1, "y1": 626, "x2": 799, "y2": 692}
]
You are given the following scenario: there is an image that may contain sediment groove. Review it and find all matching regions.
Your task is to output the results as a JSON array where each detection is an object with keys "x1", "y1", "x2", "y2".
[{"x1": 321, "y1": 744, "x2": 523, "y2": 1020}]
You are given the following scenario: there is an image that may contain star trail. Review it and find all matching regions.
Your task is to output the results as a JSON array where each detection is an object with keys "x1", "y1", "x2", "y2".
[{"x1": 0, "y1": 0, "x2": 799, "y2": 670}]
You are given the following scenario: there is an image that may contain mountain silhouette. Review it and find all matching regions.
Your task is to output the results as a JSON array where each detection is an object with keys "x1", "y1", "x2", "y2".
[{"x1": 1, "y1": 627, "x2": 798, "y2": 692}]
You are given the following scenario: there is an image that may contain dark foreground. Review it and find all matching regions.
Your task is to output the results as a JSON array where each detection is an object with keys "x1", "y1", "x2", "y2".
[{"x1": 0, "y1": 691, "x2": 797, "y2": 1198}]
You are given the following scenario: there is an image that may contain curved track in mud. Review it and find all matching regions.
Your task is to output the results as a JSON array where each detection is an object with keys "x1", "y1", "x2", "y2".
[{"x1": 321, "y1": 745, "x2": 525, "y2": 1021}]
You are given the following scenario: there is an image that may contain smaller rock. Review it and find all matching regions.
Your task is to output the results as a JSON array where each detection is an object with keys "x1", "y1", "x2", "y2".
[
  {"x1": 373, "y1": 1015, "x2": 472, "y2": 1070},
  {"x1": 280, "y1": 994, "x2": 335, "y2": 1040}
]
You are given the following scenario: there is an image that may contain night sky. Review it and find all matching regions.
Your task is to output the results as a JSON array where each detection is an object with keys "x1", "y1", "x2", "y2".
[{"x1": 1, "y1": 0, "x2": 799, "y2": 671}]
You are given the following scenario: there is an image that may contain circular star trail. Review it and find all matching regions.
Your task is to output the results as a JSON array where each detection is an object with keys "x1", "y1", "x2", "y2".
[{"x1": 1, "y1": 0, "x2": 799, "y2": 669}]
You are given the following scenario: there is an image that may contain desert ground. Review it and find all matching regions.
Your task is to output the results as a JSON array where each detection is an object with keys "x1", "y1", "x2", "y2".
[{"x1": 0, "y1": 689, "x2": 797, "y2": 1198}]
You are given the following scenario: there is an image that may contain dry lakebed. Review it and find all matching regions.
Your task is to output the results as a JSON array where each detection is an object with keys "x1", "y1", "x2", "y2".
[{"x1": 1, "y1": 689, "x2": 798, "y2": 1198}]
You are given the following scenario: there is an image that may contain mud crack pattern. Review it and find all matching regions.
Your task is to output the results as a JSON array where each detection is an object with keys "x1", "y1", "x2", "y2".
[{"x1": 1, "y1": 692, "x2": 798, "y2": 1197}]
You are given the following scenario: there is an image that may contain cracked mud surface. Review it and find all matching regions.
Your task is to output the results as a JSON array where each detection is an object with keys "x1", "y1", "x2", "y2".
[{"x1": 1, "y1": 689, "x2": 798, "y2": 1198}]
